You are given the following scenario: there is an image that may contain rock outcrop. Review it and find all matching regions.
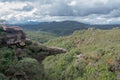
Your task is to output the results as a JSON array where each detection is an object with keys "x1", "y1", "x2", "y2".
[
  {"x1": 0, "y1": 25, "x2": 66, "y2": 56},
  {"x1": 0, "y1": 25, "x2": 26, "y2": 46}
]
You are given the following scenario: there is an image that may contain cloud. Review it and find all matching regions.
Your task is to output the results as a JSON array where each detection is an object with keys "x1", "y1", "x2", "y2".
[
  {"x1": 33, "y1": 0, "x2": 120, "y2": 16},
  {"x1": 0, "y1": 1, "x2": 36, "y2": 23},
  {"x1": 0, "y1": 0, "x2": 120, "y2": 24},
  {"x1": 0, "y1": 0, "x2": 36, "y2": 2},
  {"x1": 13, "y1": 4, "x2": 34, "y2": 11}
]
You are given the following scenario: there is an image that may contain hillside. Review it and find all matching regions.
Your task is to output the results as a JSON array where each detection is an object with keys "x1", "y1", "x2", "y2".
[
  {"x1": 11, "y1": 21, "x2": 88, "y2": 36},
  {"x1": 43, "y1": 28, "x2": 120, "y2": 80},
  {"x1": 0, "y1": 25, "x2": 66, "y2": 80},
  {"x1": 25, "y1": 30, "x2": 57, "y2": 43},
  {"x1": 11, "y1": 21, "x2": 120, "y2": 36},
  {"x1": 1, "y1": 25, "x2": 120, "y2": 80}
]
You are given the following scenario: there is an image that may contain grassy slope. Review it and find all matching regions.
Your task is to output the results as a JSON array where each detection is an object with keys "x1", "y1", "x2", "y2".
[
  {"x1": 43, "y1": 28, "x2": 120, "y2": 80},
  {"x1": 25, "y1": 30, "x2": 58, "y2": 43}
]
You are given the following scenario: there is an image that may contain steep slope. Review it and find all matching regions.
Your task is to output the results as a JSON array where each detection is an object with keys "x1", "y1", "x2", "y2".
[
  {"x1": 44, "y1": 28, "x2": 120, "y2": 80},
  {"x1": 0, "y1": 25, "x2": 66, "y2": 80}
]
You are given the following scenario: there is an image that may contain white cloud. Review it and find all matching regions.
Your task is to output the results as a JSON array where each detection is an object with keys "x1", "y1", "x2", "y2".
[
  {"x1": 68, "y1": 1, "x2": 77, "y2": 6},
  {"x1": 0, "y1": 0, "x2": 120, "y2": 24},
  {"x1": 0, "y1": 1, "x2": 36, "y2": 23}
]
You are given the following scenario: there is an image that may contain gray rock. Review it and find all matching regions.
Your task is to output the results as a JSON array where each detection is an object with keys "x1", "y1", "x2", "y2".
[{"x1": 0, "y1": 26, "x2": 26, "y2": 46}]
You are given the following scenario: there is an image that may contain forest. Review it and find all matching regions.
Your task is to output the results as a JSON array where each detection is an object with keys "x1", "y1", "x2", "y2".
[
  {"x1": 1, "y1": 0, "x2": 120, "y2": 80},
  {"x1": 0, "y1": 25, "x2": 120, "y2": 80}
]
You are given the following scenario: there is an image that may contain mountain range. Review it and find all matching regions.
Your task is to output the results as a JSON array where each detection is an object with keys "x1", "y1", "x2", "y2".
[{"x1": 10, "y1": 21, "x2": 120, "y2": 36}]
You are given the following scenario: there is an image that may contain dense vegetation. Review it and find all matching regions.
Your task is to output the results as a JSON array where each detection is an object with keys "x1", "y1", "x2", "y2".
[
  {"x1": 0, "y1": 25, "x2": 64, "y2": 80},
  {"x1": 0, "y1": 45, "x2": 46, "y2": 80},
  {"x1": 43, "y1": 28, "x2": 120, "y2": 80},
  {"x1": 25, "y1": 30, "x2": 57, "y2": 43},
  {"x1": 1, "y1": 26, "x2": 120, "y2": 80}
]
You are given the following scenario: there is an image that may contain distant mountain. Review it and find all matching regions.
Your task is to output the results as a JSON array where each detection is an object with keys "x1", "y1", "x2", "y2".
[
  {"x1": 91, "y1": 24, "x2": 120, "y2": 29},
  {"x1": 11, "y1": 21, "x2": 89, "y2": 36},
  {"x1": 10, "y1": 20, "x2": 120, "y2": 36}
]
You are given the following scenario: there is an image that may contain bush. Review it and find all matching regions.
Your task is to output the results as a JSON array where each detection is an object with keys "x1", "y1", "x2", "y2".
[
  {"x1": 0, "y1": 48, "x2": 16, "y2": 72},
  {"x1": 15, "y1": 58, "x2": 43, "y2": 80}
]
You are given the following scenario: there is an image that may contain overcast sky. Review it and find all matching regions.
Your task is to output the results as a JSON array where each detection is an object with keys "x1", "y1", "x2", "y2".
[{"x1": 0, "y1": 0, "x2": 120, "y2": 24}]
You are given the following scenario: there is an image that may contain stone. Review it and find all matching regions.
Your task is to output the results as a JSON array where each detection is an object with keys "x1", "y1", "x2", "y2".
[{"x1": 0, "y1": 25, "x2": 26, "y2": 46}]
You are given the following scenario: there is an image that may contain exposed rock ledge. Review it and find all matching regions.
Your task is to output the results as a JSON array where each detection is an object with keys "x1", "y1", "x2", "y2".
[
  {"x1": 0, "y1": 25, "x2": 26, "y2": 46},
  {"x1": 0, "y1": 25, "x2": 66, "y2": 54}
]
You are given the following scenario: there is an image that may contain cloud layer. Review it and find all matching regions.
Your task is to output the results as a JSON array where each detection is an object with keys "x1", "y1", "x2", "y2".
[{"x1": 0, "y1": 0, "x2": 120, "y2": 24}]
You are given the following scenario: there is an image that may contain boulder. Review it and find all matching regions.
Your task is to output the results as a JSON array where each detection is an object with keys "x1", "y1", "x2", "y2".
[{"x1": 0, "y1": 25, "x2": 26, "y2": 46}]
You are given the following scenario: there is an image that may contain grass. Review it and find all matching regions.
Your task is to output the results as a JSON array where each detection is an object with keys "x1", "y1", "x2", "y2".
[{"x1": 43, "y1": 28, "x2": 120, "y2": 80}]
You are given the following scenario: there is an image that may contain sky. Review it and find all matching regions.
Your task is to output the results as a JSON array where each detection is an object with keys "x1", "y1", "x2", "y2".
[{"x1": 0, "y1": 0, "x2": 120, "y2": 24}]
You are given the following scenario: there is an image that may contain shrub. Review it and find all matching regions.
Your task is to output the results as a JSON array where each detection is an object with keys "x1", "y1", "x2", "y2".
[{"x1": 15, "y1": 58, "x2": 43, "y2": 80}]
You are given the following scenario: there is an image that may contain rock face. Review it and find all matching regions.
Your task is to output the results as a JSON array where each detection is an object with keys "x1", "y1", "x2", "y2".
[
  {"x1": 25, "y1": 42, "x2": 66, "y2": 63},
  {"x1": 0, "y1": 25, "x2": 26, "y2": 46}
]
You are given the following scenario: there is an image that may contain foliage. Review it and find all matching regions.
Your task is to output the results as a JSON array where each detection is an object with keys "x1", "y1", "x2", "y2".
[
  {"x1": 15, "y1": 58, "x2": 43, "y2": 80},
  {"x1": 0, "y1": 46, "x2": 47, "y2": 80},
  {"x1": 25, "y1": 30, "x2": 57, "y2": 43},
  {"x1": 44, "y1": 28, "x2": 120, "y2": 80},
  {"x1": 1, "y1": 28, "x2": 120, "y2": 80},
  {"x1": 0, "y1": 48, "x2": 16, "y2": 72}
]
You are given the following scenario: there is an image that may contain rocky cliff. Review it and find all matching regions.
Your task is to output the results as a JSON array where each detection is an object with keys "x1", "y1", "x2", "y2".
[
  {"x1": 0, "y1": 25, "x2": 66, "y2": 54},
  {"x1": 0, "y1": 25, "x2": 26, "y2": 46}
]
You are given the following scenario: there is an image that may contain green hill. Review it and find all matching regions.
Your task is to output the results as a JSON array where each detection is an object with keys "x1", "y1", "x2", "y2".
[
  {"x1": 12, "y1": 21, "x2": 88, "y2": 36},
  {"x1": 1, "y1": 25, "x2": 120, "y2": 80},
  {"x1": 11, "y1": 21, "x2": 120, "y2": 36},
  {"x1": 43, "y1": 28, "x2": 120, "y2": 80},
  {"x1": 25, "y1": 30, "x2": 57, "y2": 43}
]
